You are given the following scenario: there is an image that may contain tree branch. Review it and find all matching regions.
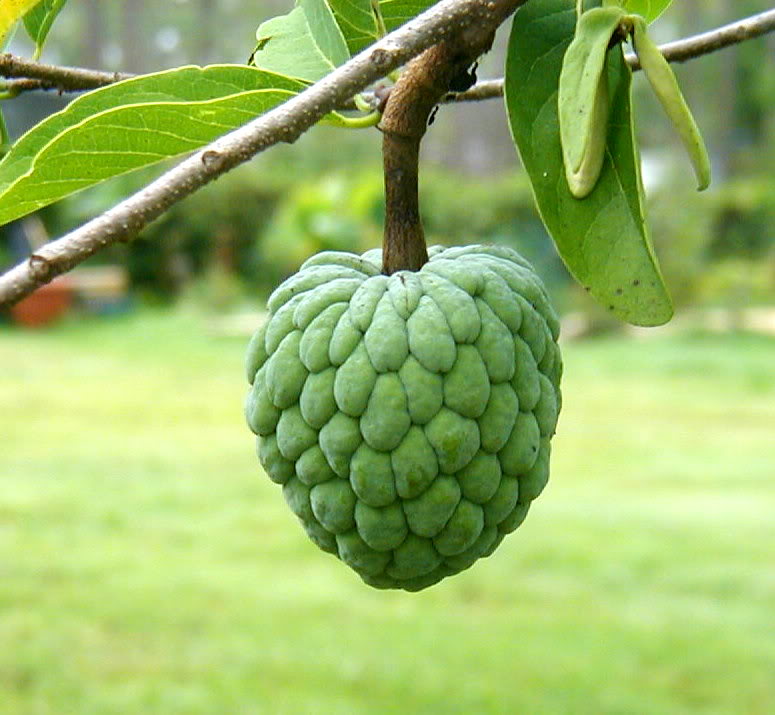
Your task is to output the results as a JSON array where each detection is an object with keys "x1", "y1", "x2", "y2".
[
  {"x1": 2, "y1": 6, "x2": 770, "y2": 99},
  {"x1": 0, "y1": 53, "x2": 132, "y2": 92},
  {"x1": 0, "y1": 0, "x2": 522, "y2": 308},
  {"x1": 627, "y1": 7, "x2": 775, "y2": 71},
  {"x1": 1, "y1": 78, "x2": 60, "y2": 95},
  {"x1": 448, "y1": 8, "x2": 775, "y2": 103}
]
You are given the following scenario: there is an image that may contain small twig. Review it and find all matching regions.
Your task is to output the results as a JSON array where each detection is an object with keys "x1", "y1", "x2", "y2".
[
  {"x1": 444, "y1": 77, "x2": 504, "y2": 103},
  {"x1": 1, "y1": 78, "x2": 61, "y2": 95},
  {"x1": 0, "y1": 53, "x2": 132, "y2": 91},
  {"x1": 628, "y1": 8, "x2": 775, "y2": 70},
  {"x1": 448, "y1": 8, "x2": 775, "y2": 103}
]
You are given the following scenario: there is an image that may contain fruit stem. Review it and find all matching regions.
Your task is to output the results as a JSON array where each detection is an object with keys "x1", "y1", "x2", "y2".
[
  {"x1": 381, "y1": 126, "x2": 427, "y2": 274},
  {"x1": 379, "y1": 28, "x2": 501, "y2": 274}
]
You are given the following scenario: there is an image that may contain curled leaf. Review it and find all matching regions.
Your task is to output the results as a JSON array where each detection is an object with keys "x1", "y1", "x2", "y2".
[
  {"x1": 559, "y1": 6, "x2": 627, "y2": 197},
  {"x1": 631, "y1": 15, "x2": 710, "y2": 191}
]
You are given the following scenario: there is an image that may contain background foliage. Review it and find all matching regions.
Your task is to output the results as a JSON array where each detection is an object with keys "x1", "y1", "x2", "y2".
[{"x1": 2, "y1": 311, "x2": 774, "y2": 712}]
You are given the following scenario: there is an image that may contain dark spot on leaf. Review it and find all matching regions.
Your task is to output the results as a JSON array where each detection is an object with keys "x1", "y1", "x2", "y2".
[
  {"x1": 632, "y1": 279, "x2": 640, "y2": 287},
  {"x1": 615, "y1": 288, "x2": 623, "y2": 295}
]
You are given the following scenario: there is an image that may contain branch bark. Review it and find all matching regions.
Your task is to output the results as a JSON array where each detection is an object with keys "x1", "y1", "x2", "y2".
[
  {"x1": 448, "y1": 8, "x2": 775, "y2": 103},
  {"x1": 0, "y1": 53, "x2": 132, "y2": 92}
]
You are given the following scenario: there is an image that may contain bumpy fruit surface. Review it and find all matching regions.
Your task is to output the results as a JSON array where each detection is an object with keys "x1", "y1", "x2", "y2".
[{"x1": 245, "y1": 245, "x2": 562, "y2": 591}]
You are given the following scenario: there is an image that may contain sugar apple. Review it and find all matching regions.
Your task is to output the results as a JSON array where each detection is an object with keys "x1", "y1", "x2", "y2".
[{"x1": 245, "y1": 244, "x2": 562, "y2": 591}]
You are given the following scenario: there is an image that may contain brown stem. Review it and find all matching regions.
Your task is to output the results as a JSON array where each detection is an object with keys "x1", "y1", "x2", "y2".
[
  {"x1": 0, "y1": 53, "x2": 132, "y2": 91},
  {"x1": 380, "y1": 44, "x2": 458, "y2": 274},
  {"x1": 382, "y1": 129, "x2": 427, "y2": 274},
  {"x1": 379, "y1": 6, "x2": 520, "y2": 274}
]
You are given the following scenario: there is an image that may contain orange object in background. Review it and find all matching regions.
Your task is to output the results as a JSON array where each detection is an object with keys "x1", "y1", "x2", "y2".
[{"x1": 10, "y1": 275, "x2": 73, "y2": 327}]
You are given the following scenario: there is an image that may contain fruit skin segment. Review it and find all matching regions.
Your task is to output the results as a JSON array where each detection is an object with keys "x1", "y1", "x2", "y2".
[{"x1": 246, "y1": 245, "x2": 562, "y2": 591}]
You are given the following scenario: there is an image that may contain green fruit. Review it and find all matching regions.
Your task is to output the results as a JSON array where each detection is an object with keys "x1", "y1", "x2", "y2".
[{"x1": 245, "y1": 245, "x2": 562, "y2": 591}]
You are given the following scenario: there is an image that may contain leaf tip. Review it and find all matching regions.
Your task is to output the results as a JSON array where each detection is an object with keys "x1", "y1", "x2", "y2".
[{"x1": 620, "y1": 300, "x2": 674, "y2": 327}]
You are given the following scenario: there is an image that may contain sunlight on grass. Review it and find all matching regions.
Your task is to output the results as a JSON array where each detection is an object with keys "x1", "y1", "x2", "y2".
[{"x1": 1, "y1": 311, "x2": 774, "y2": 713}]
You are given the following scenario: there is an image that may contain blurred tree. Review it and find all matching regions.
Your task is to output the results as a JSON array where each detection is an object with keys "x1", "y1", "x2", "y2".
[
  {"x1": 82, "y1": 0, "x2": 105, "y2": 68},
  {"x1": 198, "y1": 0, "x2": 217, "y2": 65},
  {"x1": 121, "y1": 0, "x2": 149, "y2": 73}
]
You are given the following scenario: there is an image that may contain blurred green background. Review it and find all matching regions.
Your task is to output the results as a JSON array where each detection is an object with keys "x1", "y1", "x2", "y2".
[
  {"x1": 1, "y1": 1, "x2": 774, "y2": 712},
  {"x1": 1, "y1": 0, "x2": 773, "y2": 317},
  {"x1": 2, "y1": 311, "x2": 774, "y2": 713}
]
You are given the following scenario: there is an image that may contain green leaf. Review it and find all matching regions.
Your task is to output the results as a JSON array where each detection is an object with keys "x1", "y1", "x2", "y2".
[
  {"x1": 250, "y1": 0, "x2": 438, "y2": 79},
  {"x1": 300, "y1": 0, "x2": 351, "y2": 67},
  {"x1": 620, "y1": 0, "x2": 672, "y2": 24},
  {"x1": 505, "y1": 0, "x2": 673, "y2": 326},
  {"x1": 0, "y1": 65, "x2": 316, "y2": 227},
  {"x1": 252, "y1": 6, "x2": 338, "y2": 82},
  {"x1": 559, "y1": 6, "x2": 627, "y2": 197},
  {"x1": 380, "y1": 0, "x2": 437, "y2": 33},
  {"x1": 251, "y1": 0, "x2": 439, "y2": 78},
  {"x1": 328, "y1": 0, "x2": 379, "y2": 54},
  {"x1": 23, "y1": 0, "x2": 67, "y2": 59}
]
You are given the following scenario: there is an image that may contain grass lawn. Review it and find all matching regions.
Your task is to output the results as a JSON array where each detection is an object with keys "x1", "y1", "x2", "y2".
[{"x1": 1, "y1": 309, "x2": 774, "y2": 714}]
